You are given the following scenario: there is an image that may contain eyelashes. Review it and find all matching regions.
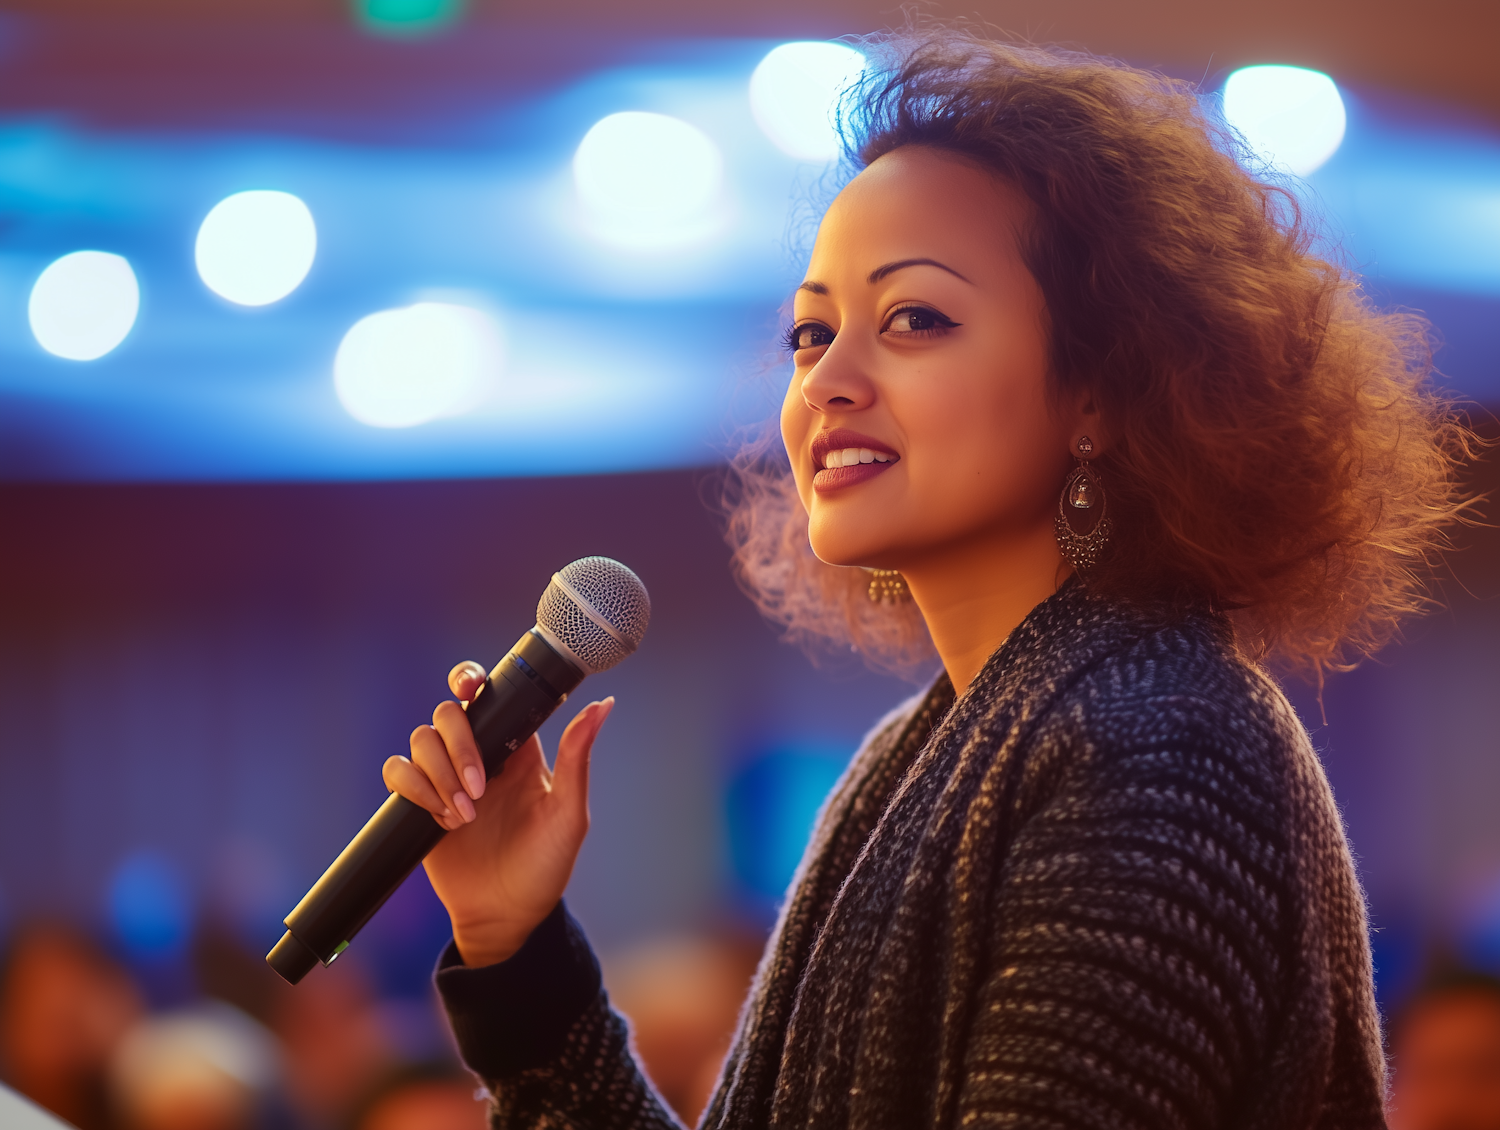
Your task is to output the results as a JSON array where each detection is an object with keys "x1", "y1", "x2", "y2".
[
  {"x1": 782, "y1": 305, "x2": 961, "y2": 356},
  {"x1": 783, "y1": 321, "x2": 835, "y2": 353},
  {"x1": 883, "y1": 305, "x2": 961, "y2": 335}
]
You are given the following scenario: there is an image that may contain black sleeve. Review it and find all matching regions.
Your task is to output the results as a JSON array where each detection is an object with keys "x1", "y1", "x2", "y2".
[{"x1": 434, "y1": 901, "x2": 682, "y2": 1129}]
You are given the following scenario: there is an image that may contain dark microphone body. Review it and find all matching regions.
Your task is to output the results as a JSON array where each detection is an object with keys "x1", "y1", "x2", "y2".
[{"x1": 266, "y1": 557, "x2": 650, "y2": 986}]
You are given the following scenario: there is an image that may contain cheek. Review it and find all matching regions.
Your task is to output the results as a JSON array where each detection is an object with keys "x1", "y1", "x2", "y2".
[
  {"x1": 897, "y1": 342, "x2": 1061, "y2": 517},
  {"x1": 779, "y1": 377, "x2": 814, "y2": 510}
]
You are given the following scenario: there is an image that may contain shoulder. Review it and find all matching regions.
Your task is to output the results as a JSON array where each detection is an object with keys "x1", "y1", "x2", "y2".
[
  {"x1": 1063, "y1": 607, "x2": 1300, "y2": 756},
  {"x1": 1031, "y1": 608, "x2": 1305, "y2": 834}
]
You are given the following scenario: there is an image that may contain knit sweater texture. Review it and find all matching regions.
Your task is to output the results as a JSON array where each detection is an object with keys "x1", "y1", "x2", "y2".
[{"x1": 436, "y1": 580, "x2": 1388, "y2": 1129}]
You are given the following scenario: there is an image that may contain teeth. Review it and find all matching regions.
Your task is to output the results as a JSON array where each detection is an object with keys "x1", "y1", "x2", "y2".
[{"x1": 822, "y1": 446, "x2": 894, "y2": 469}]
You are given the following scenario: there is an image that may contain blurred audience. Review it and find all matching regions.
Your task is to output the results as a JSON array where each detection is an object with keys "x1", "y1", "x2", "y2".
[
  {"x1": 269, "y1": 954, "x2": 397, "y2": 1130},
  {"x1": 0, "y1": 911, "x2": 837, "y2": 1130},
  {"x1": 193, "y1": 922, "x2": 289, "y2": 1036},
  {"x1": 1389, "y1": 970, "x2": 1500, "y2": 1130},
  {"x1": 344, "y1": 1062, "x2": 486, "y2": 1130},
  {"x1": 109, "y1": 1002, "x2": 278, "y2": 1130},
  {"x1": 603, "y1": 929, "x2": 762, "y2": 1125},
  {"x1": 0, "y1": 920, "x2": 145, "y2": 1130}
]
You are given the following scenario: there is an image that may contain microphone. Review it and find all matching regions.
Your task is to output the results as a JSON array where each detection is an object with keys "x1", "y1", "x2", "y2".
[{"x1": 266, "y1": 557, "x2": 650, "y2": 986}]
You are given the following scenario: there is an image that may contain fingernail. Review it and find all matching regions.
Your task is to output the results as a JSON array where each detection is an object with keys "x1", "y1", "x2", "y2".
[
  {"x1": 465, "y1": 662, "x2": 487, "y2": 681},
  {"x1": 463, "y1": 765, "x2": 485, "y2": 800},
  {"x1": 452, "y1": 791, "x2": 476, "y2": 823},
  {"x1": 599, "y1": 696, "x2": 615, "y2": 717}
]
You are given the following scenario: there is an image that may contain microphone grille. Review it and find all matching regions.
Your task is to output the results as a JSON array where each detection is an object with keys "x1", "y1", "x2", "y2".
[{"x1": 536, "y1": 557, "x2": 651, "y2": 674}]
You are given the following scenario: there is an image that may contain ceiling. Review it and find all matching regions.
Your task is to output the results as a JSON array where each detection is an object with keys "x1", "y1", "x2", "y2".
[{"x1": 0, "y1": 2, "x2": 1493, "y2": 481}]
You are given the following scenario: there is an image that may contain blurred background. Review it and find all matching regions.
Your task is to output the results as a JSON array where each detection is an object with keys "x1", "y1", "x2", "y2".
[{"x1": 0, "y1": 0, "x2": 1496, "y2": 1128}]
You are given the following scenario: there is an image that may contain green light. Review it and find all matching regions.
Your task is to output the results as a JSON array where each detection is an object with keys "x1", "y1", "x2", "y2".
[{"x1": 354, "y1": 0, "x2": 465, "y2": 36}]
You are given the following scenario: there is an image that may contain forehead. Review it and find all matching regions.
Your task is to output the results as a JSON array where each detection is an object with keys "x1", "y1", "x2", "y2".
[{"x1": 809, "y1": 146, "x2": 1030, "y2": 274}]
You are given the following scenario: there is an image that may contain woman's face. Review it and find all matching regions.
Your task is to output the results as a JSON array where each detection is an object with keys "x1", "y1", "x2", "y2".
[{"x1": 781, "y1": 146, "x2": 1080, "y2": 574}]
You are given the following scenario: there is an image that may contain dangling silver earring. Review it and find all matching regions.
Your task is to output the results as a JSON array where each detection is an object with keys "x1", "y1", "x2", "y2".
[{"x1": 1055, "y1": 435, "x2": 1112, "y2": 571}]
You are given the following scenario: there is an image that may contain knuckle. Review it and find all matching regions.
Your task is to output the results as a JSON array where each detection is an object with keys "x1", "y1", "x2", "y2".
[
  {"x1": 411, "y1": 741, "x2": 455, "y2": 781},
  {"x1": 433, "y1": 704, "x2": 476, "y2": 748}
]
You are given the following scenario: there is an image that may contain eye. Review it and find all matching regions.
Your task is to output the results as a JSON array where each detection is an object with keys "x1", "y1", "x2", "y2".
[
  {"x1": 882, "y1": 305, "x2": 960, "y2": 336},
  {"x1": 784, "y1": 321, "x2": 835, "y2": 354}
]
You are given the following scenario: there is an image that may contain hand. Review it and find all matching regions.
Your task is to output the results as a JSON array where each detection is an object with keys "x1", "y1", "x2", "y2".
[{"x1": 382, "y1": 661, "x2": 614, "y2": 967}]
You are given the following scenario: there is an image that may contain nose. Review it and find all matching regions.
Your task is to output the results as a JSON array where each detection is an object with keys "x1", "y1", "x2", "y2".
[{"x1": 797, "y1": 337, "x2": 875, "y2": 414}]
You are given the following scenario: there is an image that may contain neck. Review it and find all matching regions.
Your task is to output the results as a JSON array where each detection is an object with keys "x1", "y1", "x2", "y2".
[{"x1": 901, "y1": 522, "x2": 1069, "y2": 696}]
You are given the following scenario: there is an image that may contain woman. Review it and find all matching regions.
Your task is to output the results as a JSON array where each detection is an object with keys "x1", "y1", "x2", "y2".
[{"x1": 383, "y1": 30, "x2": 1472, "y2": 1130}]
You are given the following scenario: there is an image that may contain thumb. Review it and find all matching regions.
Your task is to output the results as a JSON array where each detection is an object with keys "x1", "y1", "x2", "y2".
[{"x1": 552, "y1": 697, "x2": 612, "y2": 817}]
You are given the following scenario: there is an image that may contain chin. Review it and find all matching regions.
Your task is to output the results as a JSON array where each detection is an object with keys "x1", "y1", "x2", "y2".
[{"x1": 806, "y1": 516, "x2": 905, "y2": 570}]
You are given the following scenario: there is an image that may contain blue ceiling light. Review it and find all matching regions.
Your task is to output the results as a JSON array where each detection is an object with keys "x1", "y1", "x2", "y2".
[
  {"x1": 0, "y1": 36, "x2": 1493, "y2": 482},
  {"x1": 28, "y1": 251, "x2": 141, "y2": 361},
  {"x1": 196, "y1": 190, "x2": 317, "y2": 307},
  {"x1": 334, "y1": 301, "x2": 504, "y2": 428},
  {"x1": 572, "y1": 111, "x2": 727, "y2": 250},
  {"x1": 1223, "y1": 64, "x2": 1348, "y2": 177},
  {"x1": 749, "y1": 41, "x2": 866, "y2": 163},
  {"x1": 353, "y1": 0, "x2": 464, "y2": 37}
]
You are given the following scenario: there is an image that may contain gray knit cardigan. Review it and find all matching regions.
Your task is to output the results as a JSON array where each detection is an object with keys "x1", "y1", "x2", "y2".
[{"x1": 436, "y1": 580, "x2": 1388, "y2": 1129}]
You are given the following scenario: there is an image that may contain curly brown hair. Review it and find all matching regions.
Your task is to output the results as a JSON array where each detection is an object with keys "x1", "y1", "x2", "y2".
[{"x1": 725, "y1": 28, "x2": 1479, "y2": 682}]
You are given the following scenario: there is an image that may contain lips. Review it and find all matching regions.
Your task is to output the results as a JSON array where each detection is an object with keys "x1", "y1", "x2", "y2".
[
  {"x1": 814, "y1": 461, "x2": 895, "y2": 492},
  {"x1": 810, "y1": 428, "x2": 900, "y2": 494}
]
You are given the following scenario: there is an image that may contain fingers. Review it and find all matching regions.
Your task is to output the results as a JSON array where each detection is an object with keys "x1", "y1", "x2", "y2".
[
  {"x1": 410, "y1": 721, "x2": 475, "y2": 826},
  {"x1": 433, "y1": 699, "x2": 487, "y2": 804},
  {"x1": 551, "y1": 698, "x2": 613, "y2": 822},
  {"x1": 383, "y1": 754, "x2": 456, "y2": 828},
  {"x1": 448, "y1": 661, "x2": 487, "y2": 702}
]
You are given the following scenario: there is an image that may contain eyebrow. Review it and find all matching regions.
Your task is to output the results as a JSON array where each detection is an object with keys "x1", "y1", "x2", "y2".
[
  {"x1": 796, "y1": 257, "x2": 974, "y2": 296},
  {"x1": 868, "y1": 258, "x2": 973, "y2": 285}
]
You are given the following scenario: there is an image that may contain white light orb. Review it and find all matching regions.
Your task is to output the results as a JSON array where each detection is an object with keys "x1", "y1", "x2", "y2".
[
  {"x1": 334, "y1": 302, "x2": 503, "y2": 428},
  {"x1": 572, "y1": 111, "x2": 725, "y2": 248},
  {"x1": 28, "y1": 251, "x2": 140, "y2": 361},
  {"x1": 1223, "y1": 65, "x2": 1347, "y2": 177},
  {"x1": 749, "y1": 41, "x2": 866, "y2": 162},
  {"x1": 196, "y1": 190, "x2": 317, "y2": 306}
]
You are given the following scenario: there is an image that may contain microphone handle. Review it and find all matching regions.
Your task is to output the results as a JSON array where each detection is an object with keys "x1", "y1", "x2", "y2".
[{"x1": 267, "y1": 628, "x2": 585, "y2": 984}]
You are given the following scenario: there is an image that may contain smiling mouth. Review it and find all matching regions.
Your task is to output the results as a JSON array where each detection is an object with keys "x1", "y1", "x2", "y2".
[
  {"x1": 812, "y1": 446, "x2": 899, "y2": 493},
  {"x1": 817, "y1": 446, "x2": 895, "y2": 470}
]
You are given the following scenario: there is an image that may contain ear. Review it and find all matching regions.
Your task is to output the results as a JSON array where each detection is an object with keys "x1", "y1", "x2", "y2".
[{"x1": 1061, "y1": 386, "x2": 1107, "y2": 458}]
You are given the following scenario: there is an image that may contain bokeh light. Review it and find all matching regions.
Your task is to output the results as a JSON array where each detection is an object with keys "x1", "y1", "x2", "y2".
[
  {"x1": 334, "y1": 301, "x2": 503, "y2": 428},
  {"x1": 108, "y1": 851, "x2": 191, "y2": 960},
  {"x1": 726, "y1": 746, "x2": 846, "y2": 903},
  {"x1": 749, "y1": 41, "x2": 866, "y2": 162},
  {"x1": 1223, "y1": 65, "x2": 1347, "y2": 177},
  {"x1": 572, "y1": 111, "x2": 725, "y2": 249},
  {"x1": 195, "y1": 190, "x2": 317, "y2": 307},
  {"x1": 28, "y1": 250, "x2": 141, "y2": 361}
]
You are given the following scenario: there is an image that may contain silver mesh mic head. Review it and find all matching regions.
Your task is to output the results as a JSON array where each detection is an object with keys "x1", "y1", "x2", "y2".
[{"x1": 535, "y1": 557, "x2": 650, "y2": 675}]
